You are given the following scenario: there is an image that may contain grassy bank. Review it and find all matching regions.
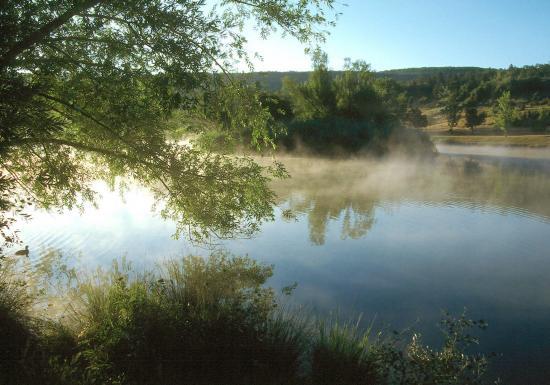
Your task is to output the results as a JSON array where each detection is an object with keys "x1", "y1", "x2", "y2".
[
  {"x1": 421, "y1": 104, "x2": 550, "y2": 148},
  {"x1": 1, "y1": 252, "x2": 492, "y2": 385},
  {"x1": 431, "y1": 134, "x2": 550, "y2": 148}
]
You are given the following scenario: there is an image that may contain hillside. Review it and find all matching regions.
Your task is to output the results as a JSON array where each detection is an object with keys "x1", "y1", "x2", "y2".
[
  {"x1": 238, "y1": 67, "x2": 496, "y2": 91},
  {"x1": 234, "y1": 65, "x2": 550, "y2": 145},
  {"x1": 376, "y1": 66, "x2": 492, "y2": 81}
]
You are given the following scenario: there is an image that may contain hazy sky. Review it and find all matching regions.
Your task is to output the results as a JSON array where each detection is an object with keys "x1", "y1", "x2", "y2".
[{"x1": 243, "y1": 0, "x2": 550, "y2": 72}]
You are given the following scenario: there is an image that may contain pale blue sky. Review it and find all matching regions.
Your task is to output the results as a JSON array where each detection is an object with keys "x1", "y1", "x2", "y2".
[{"x1": 244, "y1": 0, "x2": 550, "y2": 71}]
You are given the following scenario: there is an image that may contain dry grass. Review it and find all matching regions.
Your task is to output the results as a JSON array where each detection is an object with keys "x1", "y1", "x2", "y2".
[
  {"x1": 431, "y1": 134, "x2": 550, "y2": 148},
  {"x1": 421, "y1": 105, "x2": 550, "y2": 146},
  {"x1": 422, "y1": 106, "x2": 497, "y2": 134}
]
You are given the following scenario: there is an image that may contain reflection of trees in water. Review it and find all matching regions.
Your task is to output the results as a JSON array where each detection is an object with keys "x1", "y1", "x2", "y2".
[
  {"x1": 271, "y1": 156, "x2": 550, "y2": 245},
  {"x1": 341, "y1": 206, "x2": 375, "y2": 240},
  {"x1": 442, "y1": 158, "x2": 550, "y2": 219},
  {"x1": 306, "y1": 198, "x2": 376, "y2": 245},
  {"x1": 276, "y1": 183, "x2": 377, "y2": 245}
]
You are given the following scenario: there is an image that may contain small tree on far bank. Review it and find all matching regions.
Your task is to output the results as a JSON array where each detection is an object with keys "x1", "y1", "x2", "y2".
[
  {"x1": 405, "y1": 107, "x2": 428, "y2": 128},
  {"x1": 440, "y1": 88, "x2": 462, "y2": 133},
  {"x1": 495, "y1": 91, "x2": 516, "y2": 136},
  {"x1": 464, "y1": 107, "x2": 486, "y2": 134}
]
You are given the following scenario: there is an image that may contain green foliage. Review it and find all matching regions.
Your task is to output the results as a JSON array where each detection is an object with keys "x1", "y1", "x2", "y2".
[
  {"x1": 278, "y1": 54, "x2": 417, "y2": 153},
  {"x1": 494, "y1": 91, "x2": 516, "y2": 135},
  {"x1": 440, "y1": 87, "x2": 462, "y2": 131},
  {"x1": 0, "y1": 171, "x2": 32, "y2": 253},
  {"x1": 0, "y1": 252, "x2": 78, "y2": 384},
  {"x1": 405, "y1": 106, "x2": 428, "y2": 128},
  {"x1": 379, "y1": 311, "x2": 491, "y2": 385},
  {"x1": 185, "y1": 80, "x2": 289, "y2": 152},
  {"x1": 307, "y1": 310, "x2": 493, "y2": 385},
  {"x1": 311, "y1": 317, "x2": 378, "y2": 385},
  {"x1": 402, "y1": 64, "x2": 549, "y2": 106},
  {"x1": 512, "y1": 109, "x2": 550, "y2": 132},
  {"x1": 334, "y1": 60, "x2": 392, "y2": 122},
  {"x1": 284, "y1": 56, "x2": 401, "y2": 126},
  {"x1": 283, "y1": 51, "x2": 336, "y2": 121},
  {"x1": 53, "y1": 253, "x2": 304, "y2": 385},
  {"x1": 380, "y1": 67, "x2": 493, "y2": 82},
  {"x1": 282, "y1": 117, "x2": 390, "y2": 153},
  {"x1": 259, "y1": 91, "x2": 294, "y2": 122},
  {"x1": 464, "y1": 107, "x2": 487, "y2": 133},
  {"x1": 0, "y1": 256, "x2": 38, "y2": 384},
  {"x1": 246, "y1": 64, "x2": 550, "y2": 133},
  {"x1": 180, "y1": 83, "x2": 294, "y2": 153},
  {"x1": 0, "y1": 0, "x2": 337, "y2": 244},
  {"x1": 1, "y1": 252, "x2": 495, "y2": 385},
  {"x1": 181, "y1": 56, "x2": 433, "y2": 155}
]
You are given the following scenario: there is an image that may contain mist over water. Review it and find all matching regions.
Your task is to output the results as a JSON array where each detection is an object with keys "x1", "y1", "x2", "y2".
[{"x1": 15, "y1": 150, "x2": 550, "y2": 384}]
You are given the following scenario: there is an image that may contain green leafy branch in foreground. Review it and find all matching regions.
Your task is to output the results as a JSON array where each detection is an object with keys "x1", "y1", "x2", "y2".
[
  {"x1": 1, "y1": 252, "x2": 496, "y2": 385},
  {"x1": 0, "y1": 0, "x2": 338, "y2": 243}
]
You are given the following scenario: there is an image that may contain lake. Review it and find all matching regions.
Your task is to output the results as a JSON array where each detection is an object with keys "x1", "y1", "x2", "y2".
[{"x1": 16, "y1": 145, "x2": 550, "y2": 384}]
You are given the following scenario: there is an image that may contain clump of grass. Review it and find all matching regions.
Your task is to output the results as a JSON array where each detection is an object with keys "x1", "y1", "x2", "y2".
[
  {"x1": 310, "y1": 316, "x2": 379, "y2": 385},
  {"x1": 250, "y1": 307, "x2": 311, "y2": 383},
  {"x1": 0, "y1": 254, "x2": 75, "y2": 384},
  {"x1": 0, "y1": 255, "x2": 39, "y2": 384},
  {"x1": 54, "y1": 252, "x2": 305, "y2": 385},
  {"x1": 1, "y1": 251, "x2": 495, "y2": 385}
]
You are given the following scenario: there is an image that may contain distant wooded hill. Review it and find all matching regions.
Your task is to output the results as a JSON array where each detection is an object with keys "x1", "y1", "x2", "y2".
[
  {"x1": 233, "y1": 64, "x2": 550, "y2": 134},
  {"x1": 237, "y1": 67, "x2": 493, "y2": 91}
]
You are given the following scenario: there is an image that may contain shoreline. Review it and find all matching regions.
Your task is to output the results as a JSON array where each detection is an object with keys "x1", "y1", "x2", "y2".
[
  {"x1": 436, "y1": 143, "x2": 550, "y2": 160},
  {"x1": 430, "y1": 134, "x2": 550, "y2": 149}
]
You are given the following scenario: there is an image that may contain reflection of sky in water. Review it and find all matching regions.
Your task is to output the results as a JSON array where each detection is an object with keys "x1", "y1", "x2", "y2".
[
  {"x1": 20, "y1": 185, "x2": 193, "y2": 267},
  {"x1": 15, "y1": 157, "x2": 550, "y2": 384}
]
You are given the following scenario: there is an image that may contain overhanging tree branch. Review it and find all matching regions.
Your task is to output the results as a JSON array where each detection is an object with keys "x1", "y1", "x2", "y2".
[
  {"x1": 7, "y1": 137, "x2": 177, "y2": 194},
  {"x1": 37, "y1": 93, "x2": 114, "y2": 132},
  {"x1": 0, "y1": 0, "x2": 104, "y2": 69}
]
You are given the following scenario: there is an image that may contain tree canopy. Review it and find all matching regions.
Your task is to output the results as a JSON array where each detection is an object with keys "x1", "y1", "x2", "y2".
[
  {"x1": 494, "y1": 90, "x2": 516, "y2": 136},
  {"x1": 0, "y1": 0, "x2": 337, "y2": 245},
  {"x1": 439, "y1": 87, "x2": 462, "y2": 132},
  {"x1": 275, "y1": 54, "x2": 428, "y2": 153},
  {"x1": 464, "y1": 106, "x2": 486, "y2": 133}
]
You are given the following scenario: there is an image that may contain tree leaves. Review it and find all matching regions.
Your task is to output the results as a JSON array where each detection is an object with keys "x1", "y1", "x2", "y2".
[{"x1": 0, "y1": 0, "x2": 336, "y2": 245}]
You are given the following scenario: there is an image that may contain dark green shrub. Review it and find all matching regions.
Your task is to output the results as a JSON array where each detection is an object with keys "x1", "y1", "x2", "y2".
[
  {"x1": 0, "y1": 257, "x2": 40, "y2": 384},
  {"x1": 310, "y1": 318, "x2": 378, "y2": 385},
  {"x1": 512, "y1": 109, "x2": 550, "y2": 132},
  {"x1": 372, "y1": 311, "x2": 491, "y2": 385},
  {"x1": 65, "y1": 253, "x2": 304, "y2": 385},
  {"x1": 281, "y1": 117, "x2": 393, "y2": 154},
  {"x1": 405, "y1": 107, "x2": 428, "y2": 128},
  {"x1": 1, "y1": 252, "x2": 494, "y2": 385}
]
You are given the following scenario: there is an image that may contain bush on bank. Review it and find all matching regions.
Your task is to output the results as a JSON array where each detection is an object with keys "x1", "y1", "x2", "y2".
[{"x1": 1, "y1": 252, "x2": 492, "y2": 385}]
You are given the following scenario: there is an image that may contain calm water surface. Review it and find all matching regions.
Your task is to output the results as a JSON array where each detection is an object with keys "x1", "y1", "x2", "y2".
[{"x1": 17, "y1": 148, "x2": 550, "y2": 384}]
